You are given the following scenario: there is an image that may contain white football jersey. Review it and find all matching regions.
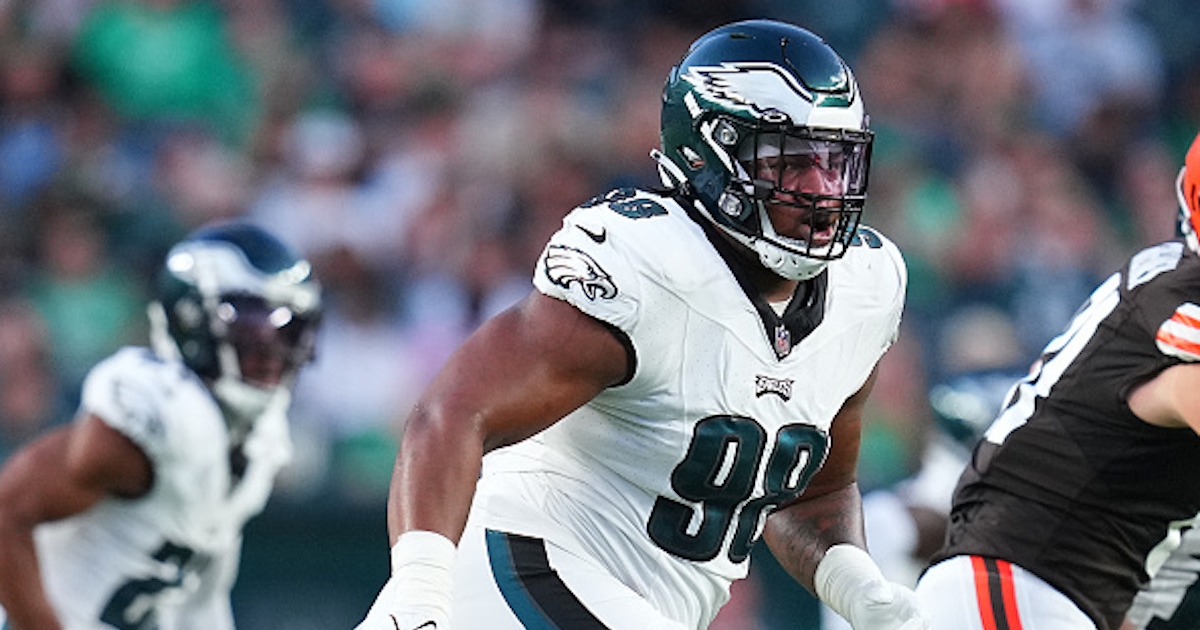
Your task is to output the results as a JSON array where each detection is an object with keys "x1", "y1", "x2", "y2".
[
  {"x1": 472, "y1": 189, "x2": 906, "y2": 628},
  {"x1": 32, "y1": 347, "x2": 292, "y2": 630}
]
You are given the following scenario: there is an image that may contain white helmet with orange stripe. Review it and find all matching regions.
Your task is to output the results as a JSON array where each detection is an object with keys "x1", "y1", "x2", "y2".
[{"x1": 1177, "y1": 130, "x2": 1200, "y2": 253}]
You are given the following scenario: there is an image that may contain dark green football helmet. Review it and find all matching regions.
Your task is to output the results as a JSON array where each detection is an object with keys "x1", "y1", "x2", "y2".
[
  {"x1": 149, "y1": 222, "x2": 322, "y2": 423},
  {"x1": 655, "y1": 20, "x2": 873, "y2": 280}
]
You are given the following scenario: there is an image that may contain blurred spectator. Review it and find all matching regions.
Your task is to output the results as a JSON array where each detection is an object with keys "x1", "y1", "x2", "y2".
[
  {"x1": 285, "y1": 246, "x2": 426, "y2": 502},
  {"x1": 154, "y1": 126, "x2": 253, "y2": 228},
  {"x1": 930, "y1": 133, "x2": 1115, "y2": 364},
  {"x1": 22, "y1": 191, "x2": 146, "y2": 399},
  {"x1": 993, "y1": 0, "x2": 1165, "y2": 138},
  {"x1": 69, "y1": 0, "x2": 261, "y2": 148},
  {"x1": 0, "y1": 297, "x2": 70, "y2": 462},
  {"x1": 372, "y1": 0, "x2": 539, "y2": 82},
  {"x1": 1005, "y1": 134, "x2": 1115, "y2": 354},
  {"x1": 1, "y1": 0, "x2": 102, "y2": 45},
  {"x1": 222, "y1": 0, "x2": 316, "y2": 132},
  {"x1": 0, "y1": 39, "x2": 68, "y2": 212},
  {"x1": 250, "y1": 108, "x2": 415, "y2": 270},
  {"x1": 1114, "y1": 136, "x2": 1183, "y2": 247}
]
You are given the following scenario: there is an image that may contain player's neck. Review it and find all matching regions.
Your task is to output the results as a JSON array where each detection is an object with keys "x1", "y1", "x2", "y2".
[
  {"x1": 689, "y1": 205, "x2": 803, "y2": 304},
  {"x1": 734, "y1": 255, "x2": 799, "y2": 303},
  {"x1": 758, "y1": 273, "x2": 799, "y2": 305},
  {"x1": 719, "y1": 237, "x2": 800, "y2": 303}
]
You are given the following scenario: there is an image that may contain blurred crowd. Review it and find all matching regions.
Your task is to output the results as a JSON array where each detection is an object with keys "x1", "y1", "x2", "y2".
[{"x1": 0, "y1": 0, "x2": 1198, "y2": 573}]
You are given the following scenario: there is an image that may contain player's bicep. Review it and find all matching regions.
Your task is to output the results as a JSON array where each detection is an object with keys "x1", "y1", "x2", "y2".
[
  {"x1": 415, "y1": 290, "x2": 631, "y2": 452},
  {"x1": 1129, "y1": 362, "x2": 1200, "y2": 433},
  {"x1": 67, "y1": 413, "x2": 154, "y2": 498},
  {"x1": 0, "y1": 415, "x2": 150, "y2": 527}
]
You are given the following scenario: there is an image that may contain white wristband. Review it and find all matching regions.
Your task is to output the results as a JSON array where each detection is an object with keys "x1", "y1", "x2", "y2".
[
  {"x1": 389, "y1": 530, "x2": 457, "y2": 622},
  {"x1": 814, "y1": 543, "x2": 887, "y2": 622}
]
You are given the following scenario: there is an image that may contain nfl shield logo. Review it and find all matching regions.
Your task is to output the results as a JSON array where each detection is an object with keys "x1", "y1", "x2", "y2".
[{"x1": 773, "y1": 324, "x2": 791, "y2": 359}]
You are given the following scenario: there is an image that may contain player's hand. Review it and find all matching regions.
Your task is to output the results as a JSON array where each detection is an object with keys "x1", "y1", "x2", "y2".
[
  {"x1": 352, "y1": 576, "x2": 451, "y2": 630},
  {"x1": 816, "y1": 544, "x2": 931, "y2": 630},
  {"x1": 842, "y1": 580, "x2": 929, "y2": 630},
  {"x1": 386, "y1": 612, "x2": 449, "y2": 630},
  {"x1": 355, "y1": 531, "x2": 456, "y2": 630}
]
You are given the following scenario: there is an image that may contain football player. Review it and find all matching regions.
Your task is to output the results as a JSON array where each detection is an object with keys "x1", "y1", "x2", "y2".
[
  {"x1": 356, "y1": 19, "x2": 927, "y2": 630},
  {"x1": 915, "y1": 129, "x2": 1200, "y2": 630},
  {"x1": 0, "y1": 222, "x2": 322, "y2": 630}
]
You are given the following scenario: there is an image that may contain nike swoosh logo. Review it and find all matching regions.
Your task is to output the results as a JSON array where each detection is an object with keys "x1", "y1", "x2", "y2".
[
  {"x1": 389, "y1": 616, "x2": 437, "y2": 630},
  {"x1": 576, "y1": 224, "x2": 607, "y2": 244}
]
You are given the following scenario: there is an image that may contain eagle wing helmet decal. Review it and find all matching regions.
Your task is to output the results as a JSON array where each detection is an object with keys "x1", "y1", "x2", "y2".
[
  {"x1": 543, "y1": 244, "x2": 618, "y2": 301},
  {"x1": 683, "y1": 62, "x2": 854, "y2": 122}
]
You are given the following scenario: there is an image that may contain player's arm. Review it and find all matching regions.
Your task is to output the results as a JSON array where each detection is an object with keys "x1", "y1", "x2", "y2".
[
  {"x1": 360, "y1": 290, "x2": 629, "y2": 630},
  {"x1": 389, "y1": 290, "x2": 629, "y2": 540},
  {"x1": 763, "y1": 367, "x2": 928, "y2": 630},
  {"x1": 1128, "y1": 362, "x2": 1200, "y2": 433},
  {"x1": 763, "y1": 367, "x2": 875, "y2": 592},
  {"x1": 0, "y1": 414, "x2": 153, "y2": 630}
]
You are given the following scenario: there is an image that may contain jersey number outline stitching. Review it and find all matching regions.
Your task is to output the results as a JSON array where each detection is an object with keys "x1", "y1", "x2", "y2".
[{"x1": 647, "y1": 415, "x2": 827, "y2": 563}]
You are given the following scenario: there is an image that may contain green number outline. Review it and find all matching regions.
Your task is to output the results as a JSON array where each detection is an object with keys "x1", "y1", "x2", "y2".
[{"x1": 648, "y1": 415, "x2": 827, "y2": 563}]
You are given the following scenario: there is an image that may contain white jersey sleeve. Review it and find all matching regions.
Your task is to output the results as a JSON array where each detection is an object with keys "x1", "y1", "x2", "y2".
[
  {"x1": 81, "y1": 348, "x2": 178, "y2": 460},
  {"x1": 533, "y1": 193, "x2": 645, "y2": 334}
]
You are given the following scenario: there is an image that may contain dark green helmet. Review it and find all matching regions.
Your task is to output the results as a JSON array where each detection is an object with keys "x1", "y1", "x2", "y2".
[
  {"x1": 149, "y1": 221, "x2": 322, "y2": 422},
  {"x1": 929, "y1": 369, "x2": 1026, "y2": 453},
  {"x1": 656, "y1": 20, "x2": 873, "y2": 280}
]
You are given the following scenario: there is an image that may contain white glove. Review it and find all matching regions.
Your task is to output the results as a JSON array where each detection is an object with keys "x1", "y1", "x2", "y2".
[
  {"x1": 815, "y1": 544, "x2": 930, "y2": 630},
  {"x1": 354, "y1": 531, "x2": 456, "y2": 630}
]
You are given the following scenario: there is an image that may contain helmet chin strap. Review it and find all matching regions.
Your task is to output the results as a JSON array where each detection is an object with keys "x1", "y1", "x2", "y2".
[
  {"x1": 749, "y1": 235, "x2": 828, "y2": 280},
  {"x1": 688, "y1": 196, "x2": 828, "y2": 280},
  {"x1": 753, "y1": 201, "x2": 835, "y2": 279},
  {"x1": 213, "y1": 342, "x2": 285, "y2": 437},
  {"x1": 654, "y1": 146, "x2": 828, "y2": 280},
  {"x1": 211, "y1": 375, "x2": 288, "y2": 443}
]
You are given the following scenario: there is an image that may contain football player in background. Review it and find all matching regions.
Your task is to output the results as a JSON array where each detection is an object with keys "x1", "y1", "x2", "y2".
[
  {"x1": 0, "y1": 223, "x2": 322, "y2": 630},
  {"x1": 356, "y1": 19, "x2": 928, "y2": 630},
  {"x1": 915, "y1": 129, "x2": 1200, "y2": 630}
]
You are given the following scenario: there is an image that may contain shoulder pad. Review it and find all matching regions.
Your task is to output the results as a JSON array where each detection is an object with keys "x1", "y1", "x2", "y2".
[{"x1": 80, "y1": 347, "x2": 190, "y2": 458}]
